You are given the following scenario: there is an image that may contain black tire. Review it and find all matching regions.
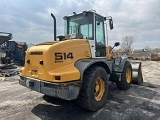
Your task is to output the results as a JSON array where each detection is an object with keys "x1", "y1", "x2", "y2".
[
  {"x1": 77, "y1": 66, "x2": 109, "y2": 111},
  {"x1": 116, "y1": 61, "x2": 132, "y2": 90}
]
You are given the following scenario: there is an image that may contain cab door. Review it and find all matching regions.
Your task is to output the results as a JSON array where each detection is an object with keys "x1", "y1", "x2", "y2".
[{"x1": 95, "y1": 15, "x2": 106, "y2": 57}]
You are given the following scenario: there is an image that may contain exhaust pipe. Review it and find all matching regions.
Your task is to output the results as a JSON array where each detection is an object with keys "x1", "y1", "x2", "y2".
[{"x1": 51, "y1": 13, "x2": 57, "y2": 41}]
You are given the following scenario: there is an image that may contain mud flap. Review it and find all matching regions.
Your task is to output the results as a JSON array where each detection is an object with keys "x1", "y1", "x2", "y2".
[{"x1": 131, "y1": 61, "x2": 143, "y2": 84}]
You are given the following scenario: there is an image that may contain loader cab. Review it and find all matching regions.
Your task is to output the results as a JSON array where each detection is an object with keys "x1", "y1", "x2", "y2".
[{"x1": 64, "y1": 10, "x2": 113, "y2": 58}]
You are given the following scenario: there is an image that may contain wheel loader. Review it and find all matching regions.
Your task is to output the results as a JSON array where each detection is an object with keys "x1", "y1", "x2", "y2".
[{"x1": 19, "y1": 10, "x2": 143, "y2": 111}]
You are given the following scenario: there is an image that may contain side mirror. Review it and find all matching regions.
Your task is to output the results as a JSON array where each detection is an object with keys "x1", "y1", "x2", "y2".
[
  {"x1": 109, "y1": 18, "x2": 114, "y2": 30},
  {"x1": 110, "y1": 42, "x2": 120, "y2": 51},
  {"x1": 114, "y1": 42, "x2": 120, "y2": 47}
]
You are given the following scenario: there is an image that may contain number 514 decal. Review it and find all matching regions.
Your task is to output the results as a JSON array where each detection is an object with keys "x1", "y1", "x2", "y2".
[{"x1": 55, "y1": 52, "x2": 74, "y2": 63}]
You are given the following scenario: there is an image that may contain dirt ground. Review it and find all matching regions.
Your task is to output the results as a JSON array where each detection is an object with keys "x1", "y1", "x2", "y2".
[{"x1": 0, "y1": 61, "x2": 160, "y2": 120}]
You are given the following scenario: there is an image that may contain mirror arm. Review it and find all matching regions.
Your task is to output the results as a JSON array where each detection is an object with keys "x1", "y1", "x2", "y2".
[{"x1": 110, "y1": 46, "x2": 115, "y2": 51}]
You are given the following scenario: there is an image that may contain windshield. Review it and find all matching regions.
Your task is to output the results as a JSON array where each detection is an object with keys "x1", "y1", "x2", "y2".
[{"x1": 64, "y1": 12, "x2": 93, "y2": 39}]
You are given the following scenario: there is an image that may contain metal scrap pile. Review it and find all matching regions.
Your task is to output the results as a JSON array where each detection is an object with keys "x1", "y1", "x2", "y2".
[{"x1": 0, "y1": 65, "x2": 19, "y2": 81}]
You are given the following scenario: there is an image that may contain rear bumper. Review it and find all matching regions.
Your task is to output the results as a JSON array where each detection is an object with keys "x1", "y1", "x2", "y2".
[{"x1": 19, "y1": 75, "x2": 82, "y2": 100}]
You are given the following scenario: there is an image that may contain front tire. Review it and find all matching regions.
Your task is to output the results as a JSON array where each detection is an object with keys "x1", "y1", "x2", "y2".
[
  {"x1": 77, "y1": 66, "x2": 109, "y2": 111},
  {"x1": 116, "y1": 61, "x2": 132, "y2": 90}
]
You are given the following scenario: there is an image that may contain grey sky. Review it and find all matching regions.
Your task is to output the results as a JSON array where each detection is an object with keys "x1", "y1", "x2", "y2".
[{"x1": 0, "y1": 0, "x2": 160, "y2": 49}]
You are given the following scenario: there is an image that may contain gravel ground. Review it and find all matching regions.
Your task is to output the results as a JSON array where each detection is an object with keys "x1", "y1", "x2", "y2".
[{"x1": 0, "y1": 61, "x2": 160, "y2": 120}]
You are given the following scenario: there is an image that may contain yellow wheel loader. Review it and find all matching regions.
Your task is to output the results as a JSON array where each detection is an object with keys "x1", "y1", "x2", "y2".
[{"x1": 19, "y1": 10, "x2": 143, "y2": 111}]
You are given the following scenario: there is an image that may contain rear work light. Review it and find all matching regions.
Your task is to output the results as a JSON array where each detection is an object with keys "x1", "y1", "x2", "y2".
[{"x1": 55, "y1": 76, "x2": 61, "y2": 80}]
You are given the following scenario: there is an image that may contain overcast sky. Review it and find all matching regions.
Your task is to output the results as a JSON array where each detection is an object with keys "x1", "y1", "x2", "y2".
[{"x1": 0, "y1": 0, "x2": 160, "y2": 49}]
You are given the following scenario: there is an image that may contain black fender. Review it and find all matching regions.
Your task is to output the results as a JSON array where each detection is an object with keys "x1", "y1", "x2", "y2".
[
  {"x1": 112, "y1": 56, "x2": 129, "y2": 72},
  {"x1": 74, "y1": 58, "x2": 113, "y2": 81},
  {"x1": 110, "y1": 56, "x2": 130, "y2": 82}
]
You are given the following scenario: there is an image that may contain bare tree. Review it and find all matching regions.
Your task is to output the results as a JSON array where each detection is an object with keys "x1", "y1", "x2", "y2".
[{"x1": 121, "y1": 36, "x2": 134, "y2": 53}]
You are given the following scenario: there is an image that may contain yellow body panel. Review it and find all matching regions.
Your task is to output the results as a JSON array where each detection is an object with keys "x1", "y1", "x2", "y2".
[
  {"x1": 21, "y1": 39, "x2": 91, "y2": 82},
  {"x1": 106, "y1": 46, "x2": 116, "y2": 59}
]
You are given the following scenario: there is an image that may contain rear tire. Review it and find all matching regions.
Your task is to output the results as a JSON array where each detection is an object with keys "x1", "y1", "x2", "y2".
[
  {"x1": 77, "y1": 66, "x2": 109, "y2": 111},
  {"x1": 116, "y1": 61, "x2": 132, "y2": 90}
]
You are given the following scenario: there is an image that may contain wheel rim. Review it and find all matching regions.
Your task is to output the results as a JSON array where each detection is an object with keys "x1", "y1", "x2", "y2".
[
  {"x1": 126, "y1": 68, "x2": 131, "y2": 83},
  {"x1": 94, "y1": 77, "x2": 105, "y2": 101}
]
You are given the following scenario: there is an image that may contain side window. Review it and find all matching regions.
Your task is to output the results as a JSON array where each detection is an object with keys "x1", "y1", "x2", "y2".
[
  {"x1": 69, "y1": 21, "x2": 78, "y2": 34},
  {"x1": 96, "y1": 21, "x2": 105, "y2": 45},
  {"x1": 80, "y1": 24, "x2": 93, "y2": 39}
]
